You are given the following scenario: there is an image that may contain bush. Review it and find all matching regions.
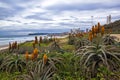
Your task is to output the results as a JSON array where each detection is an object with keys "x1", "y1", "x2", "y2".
[{"x1": 0, "y1": 55, "x2": 26, "y2": 73}]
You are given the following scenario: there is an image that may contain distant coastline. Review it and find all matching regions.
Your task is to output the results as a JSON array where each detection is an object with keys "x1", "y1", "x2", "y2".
[
  {"x1": 28, "y1": 32, "x2": 68, "y2": 36},
  {"x1": 28, "y1": 33, "x2": 49, "y2": 35}
]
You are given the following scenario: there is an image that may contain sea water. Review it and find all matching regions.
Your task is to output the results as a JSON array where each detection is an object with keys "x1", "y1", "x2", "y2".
[{"x1": 0, "y1": 35, "x2": 46, "y2": 46}]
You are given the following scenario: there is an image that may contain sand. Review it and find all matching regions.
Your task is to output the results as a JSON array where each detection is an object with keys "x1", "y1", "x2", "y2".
[
  {"x1": 0, "y1": 35, "x2": 68, "y2": 51},
  {"x1": 0, "y1": 45, "x2": 8, "y2": 51},
  {"x1": 111, "y1": 34, "x2": 120, "y2": 42}
]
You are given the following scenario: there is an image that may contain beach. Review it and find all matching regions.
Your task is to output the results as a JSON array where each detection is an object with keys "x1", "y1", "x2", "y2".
[
  {"x1": 0, "y1": 35, "x2": 68, "y2": 51},
  {"x1": 0, "y1": 45, "x2": 8, "y2": 51},
  {"x1": 0, "y1": 34, "x2": 120, "y2": 51}
]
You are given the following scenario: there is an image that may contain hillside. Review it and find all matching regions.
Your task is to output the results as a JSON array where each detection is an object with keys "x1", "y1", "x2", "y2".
[{"x1": 104, "y1": 19, "x2": 120, "y2": 33}]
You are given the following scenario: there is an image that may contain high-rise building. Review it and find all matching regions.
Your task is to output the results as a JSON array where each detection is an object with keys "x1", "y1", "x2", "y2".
[
  {"x1": 109, "y1": 15, "x2": 111, "y2": 23},
  {"x1": 107, "y1": 15, "x2": 111, "y2": 24}
]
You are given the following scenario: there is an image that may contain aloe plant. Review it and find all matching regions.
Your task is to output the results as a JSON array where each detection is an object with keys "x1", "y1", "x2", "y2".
[
  {"x1": 48, "y1": 41, "x2": 63, "y2": 53},
  {"x1": 75, "y1": 44, "x2": 120, "y2": 78},
  {"x1": 0, "y1": 55, "x2": 26, "y2": 73},
  {"x1": 20, "y1": 54, "x2": 63, "y2": 80},
  {"x1": 103, "y1": 34, "x2": 116, "y2": 45},
  {"x1": 68, "y1": 34, "x2": 76, "y2": 45},
  {"x1": 21, "y1": 61, "x2": 54, "y2": 80},
  {"x1": 75, "y1": 38, "x2": 90, "y2": 50}
]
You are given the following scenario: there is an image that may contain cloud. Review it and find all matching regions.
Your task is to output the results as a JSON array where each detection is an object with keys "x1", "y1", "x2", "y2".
[
  {"x1": 25, "y1": 13, "x2": 53, "y2": 21},
  {"x1": 45, "y1": 3, "x2": 120, "y2": 11},
  {"x1": 0, "y1": 0, "x2": 120, "y2": 35}
]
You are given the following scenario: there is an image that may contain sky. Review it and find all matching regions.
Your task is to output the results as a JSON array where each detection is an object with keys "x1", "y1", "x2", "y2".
[{"x1": 0, "y1": 0, "x2": 120, "y2": 35}]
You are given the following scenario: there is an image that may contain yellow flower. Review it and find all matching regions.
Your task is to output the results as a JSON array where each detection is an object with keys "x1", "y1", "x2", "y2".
[
  {"x1": 33, "y1": 48, "x2": 38, "y2": 58},
  {"x1": 92, "y1": 26, "x2": 95, "y2": 37},
  {"x1": 89, "y1": 30, "x2": 92, "y2": 35},
  {"x1": 14, "y1": 41, "x2": 17, "y2": 49},
  {"x1": 94, "y1": 25, "x2": 98, "y2": 34},
  {"x1": 101, "y1": 26, "x2": 105, "y2": 36},
  {"x1": 12, "y1": 42, "x2": 15, "y2": 50},
  {"x1": 93, "y1": 33, "x2": 97, "y2": 38},
  {"x1": 30, "y1": 53, "x2": 35, "y2": 60},
  {"x1": 92, "y1": 26, "x2": 94, "y2": 35},
  {"x1": 39, "y1": 36, "x2": 42, "y2": 43},
  {"x1": 35, "y1": 36, "x2": 38, "y2": 44},
  {"x1": 89, "y1": 31, "x2": 93, "y2": 42},
  {"x1": 43, "y1": 54, "x2": 48, "y2": 64},
  {"x1": 33, "y1": 48, "x2": 38, "y2": 54},
  {"x1": 89, "y1": 35, "x2": 92, "y2": 42},
  {"x1": 98, "y1": 22, "x2": 101, "y2": 33},
  {"x1": 25, "y1": 51, "x2": 29, "y2": 61}
]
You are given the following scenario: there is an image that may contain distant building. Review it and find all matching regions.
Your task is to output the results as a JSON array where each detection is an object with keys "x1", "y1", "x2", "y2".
[
  {"x1": 86, "y1": 28, "x2": 89, "y2": 33},
  {"x1": 107, "y1": 15, "x2": 111, "y2": 24}
]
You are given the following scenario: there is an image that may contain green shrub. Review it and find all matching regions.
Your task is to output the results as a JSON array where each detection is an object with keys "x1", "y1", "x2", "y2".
[
  {"x1": 75, "y1": 44, "x2": 120, "y2": 78},
  {"x1": 0, "y1": 55, "x2": 26, "y2": 73}
]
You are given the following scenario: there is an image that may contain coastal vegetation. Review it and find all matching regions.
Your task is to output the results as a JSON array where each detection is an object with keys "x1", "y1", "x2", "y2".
[{"x1": 0, "y1": 22, "x2": 120, "y2": 80}]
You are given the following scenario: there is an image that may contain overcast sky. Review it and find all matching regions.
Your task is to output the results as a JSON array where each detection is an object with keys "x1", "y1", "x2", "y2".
[{"x1": 0, "y1": 0, "x2": 120, "y2": 35}]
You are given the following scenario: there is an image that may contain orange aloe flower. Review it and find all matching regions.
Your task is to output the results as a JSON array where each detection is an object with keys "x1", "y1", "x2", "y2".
[
  {"x1": 98, "y1": 22, "x2": 101, "y2": 33},
  {"x1": 89, "y1": 31, "x2": 93, "y2": 42},
  {"x1": 94, "y1": 25, "x2": 98, "y2": 34},
  {"x1": 30, "y1": 53, "x2": 35, "y2": 60},
  {"x1": 39, "y1": 36, "x2": 42, "y2": 43},
  {"x1": 35, "y1": 36, "x2": 38, "y2": 44},
  {"x1": 33, "y1": 48, "x2": 38, "y2": 58},
  {"x1": 25, "y1": 51, "x2": 29, "y2": 61},
  {"x1": 12, "y1": 42, "x2": 15, "y2": 50},
  {"x1": 93, "y1": 33, "x2": 97, "y2": 38},
  {"x1": 92, "y1": 26, "x2": 94, "y2": 34},
  {"x1": 92, "y1": 26, "x2": 95, "y2": 37},
  {"x1": 89, "y1": 35, "x2": 92, "y2": 42},
  {"x1": 101, "y1": 26, "x2": 105, "y2": 36},
  {"x1": 43, "y1": 54, "x2": 48, "y2": 64}
]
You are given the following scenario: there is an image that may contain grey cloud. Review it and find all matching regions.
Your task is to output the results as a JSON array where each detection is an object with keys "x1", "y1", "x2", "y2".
[
  {"x1": 0, "y1": 6, "x2": 24, "y2": 19},
  {"x1": 0, "y1": 8, "x2": 15, "y2": 19},
  {"x1": 25, "y1": 14, "x2": 53, "y2": 21},
  {"x1": 112, "y1": 15, "x2": 120, "y2": 19},
  {"x1": 46, "y1": 3, "x2": 120, "y2": 11}
]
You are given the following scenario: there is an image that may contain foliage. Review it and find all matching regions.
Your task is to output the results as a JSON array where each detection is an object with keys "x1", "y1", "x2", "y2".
[
  {"x1": 48, "y1": 41, "x2": 63, "y2": 53},
  {"x1": 68, "y1": 34, "x2": 76, "y2": 45},
  {"x1": 0, "y1": 72, "x2": 22, "y2": 80},
  {"x1": 75, "y1": 44, "x2": 120, "y2": 78},
  {"x1": 20, "y1": 61, "x2": 55, "y2": 80},
  {"x1": 103, "y1": 34, "x2": 116, "y2": 45},
  {"x1": 20, "y1": 53, "x2": 63, "y2": 80},
  {"x1": 75, "y1": 38, "x2": 90, "y2": 50},
  {"x1": 0, "y1": 55, "x2": 26, "y2": 73},
  {"x1": 0, "y1": 27, "x2": 120, "y2": 80}
]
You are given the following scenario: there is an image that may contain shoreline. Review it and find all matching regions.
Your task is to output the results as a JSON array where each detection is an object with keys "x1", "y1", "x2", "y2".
[
  {"x1": 0, "y1": 35, "x2": 68, "y2": 51},
  {"x1": 0, "y1": 45, "x2": 9, "y2": 51},
  {"x1": 0, "y1": 34, "x2": 119, "y2": 51}
]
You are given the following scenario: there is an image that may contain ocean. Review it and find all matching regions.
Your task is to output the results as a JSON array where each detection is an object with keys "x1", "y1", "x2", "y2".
[{"x1": 0, "y1": 35, "x2": 46, "y2": 46}]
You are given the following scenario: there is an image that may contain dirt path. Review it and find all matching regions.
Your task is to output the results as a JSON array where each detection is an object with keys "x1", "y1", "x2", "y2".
[{"x1": 111, "y1": 34, "x2": 120, "y2": 42}]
